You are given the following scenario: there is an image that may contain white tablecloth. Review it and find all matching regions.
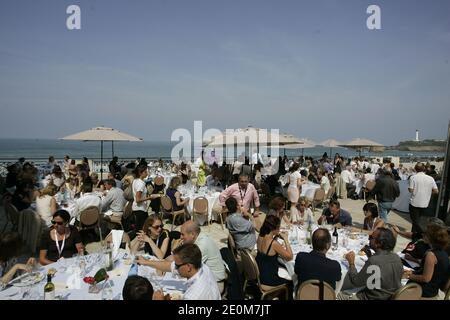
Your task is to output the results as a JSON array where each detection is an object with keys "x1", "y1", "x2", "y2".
[
  {"x1": 0, "y1": 251, "x2": 188, "y2": 300},
  {"x1": 392, "y1": 180, "x2": 410, "y2": 213},
  {"x1": 279, "y1": 226, "x2": 368, "y2": 293},
  {"x1": 300, "y1": 183, "x2": 321, "y2": 200}
]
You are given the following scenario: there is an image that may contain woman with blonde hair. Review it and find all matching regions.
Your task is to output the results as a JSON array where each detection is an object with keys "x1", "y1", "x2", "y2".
[
  {"x1": 296, "y1": 197, "x2": 314, "y2": 225},
  {"x1": 36, "y1": 183, "x2": 58, "y2": 227},
  {"x1": 166, "y1": 177, "x2": 190, "y2": 212}
]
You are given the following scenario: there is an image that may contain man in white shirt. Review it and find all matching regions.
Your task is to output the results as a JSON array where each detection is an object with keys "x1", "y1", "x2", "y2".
[
  {"x1": 153, "y1": 243, "x2": 221, "y2": 300},
  {"x1": 101, "y1": 179, "x2": 126, "y2": 216},
  {"x1": 408, "y1": 163, "x2": 439, "y2": 233},
  {"x1": 341, "y1": 166, "x2": 356, "y2": 196},
  {"x1": 73, "y1": 182, "x2": 102, "y2": 222}
]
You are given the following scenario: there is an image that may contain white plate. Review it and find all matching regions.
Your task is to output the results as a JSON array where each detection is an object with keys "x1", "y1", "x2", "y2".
[{"x1": 11, "y1": 272, "x2": 45, "y2": 287}]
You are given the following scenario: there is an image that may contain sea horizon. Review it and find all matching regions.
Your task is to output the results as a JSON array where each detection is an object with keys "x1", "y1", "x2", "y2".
[{"x1": 0, "y1": 138, "x2": 445, "y2": 162}]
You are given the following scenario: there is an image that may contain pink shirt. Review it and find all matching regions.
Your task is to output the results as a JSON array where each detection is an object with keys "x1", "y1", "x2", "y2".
[{"x1": 219, "y1": 183, "x2": 260, "y2": 209}]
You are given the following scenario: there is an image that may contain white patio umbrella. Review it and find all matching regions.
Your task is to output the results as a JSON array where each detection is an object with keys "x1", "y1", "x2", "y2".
[
  {"x1": 318, "y1": 139, "x2": 344, "y2": 158},
  {"x1": 61, "y1": 126, "x2": 143, "y2": 179},
  {"x1": 203, "y1": 127, "x2": 303, "y2": 160},
  {"x1": 273, "y1": 138, "x2": 316, "y2": 156},
  {"x1": 338, "y1": 138, "x2": 384, "y2": 156}
]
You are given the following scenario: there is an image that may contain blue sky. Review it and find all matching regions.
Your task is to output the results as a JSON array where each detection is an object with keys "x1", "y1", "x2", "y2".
[{"x1": 0, "y1": 0, "x2": 449, "y2": 145}]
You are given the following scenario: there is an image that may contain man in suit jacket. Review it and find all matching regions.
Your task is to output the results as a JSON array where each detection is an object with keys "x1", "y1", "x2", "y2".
[{"x1": 294, "y1": 228, "x2": 342, "y2": 290}]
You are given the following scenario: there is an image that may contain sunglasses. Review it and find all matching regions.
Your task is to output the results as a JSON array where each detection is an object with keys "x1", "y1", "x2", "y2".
[
  {"x1": 151, "y1": 224, "x2": 163, "y2": 230},
  {"x1": 175, "y1": 262, "x2": 188, "y2": 270},
  {"x1": 51, "y1": 220, "x2": 66, "y2": 226}
]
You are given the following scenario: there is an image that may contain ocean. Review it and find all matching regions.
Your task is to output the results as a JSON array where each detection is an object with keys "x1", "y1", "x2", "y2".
[{"x1": 0, "y1": 139, "x2": 445, "y2": 162}]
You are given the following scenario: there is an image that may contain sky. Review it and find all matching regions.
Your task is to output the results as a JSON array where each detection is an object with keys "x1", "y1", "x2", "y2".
[{"x1": 0, "y1": 0, "x2": 449, "y2": 145}]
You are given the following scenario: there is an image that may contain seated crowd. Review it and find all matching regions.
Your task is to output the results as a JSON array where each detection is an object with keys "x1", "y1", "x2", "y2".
[{"x1": 0, "y1": 155, "x2": 448, "y2": 301}]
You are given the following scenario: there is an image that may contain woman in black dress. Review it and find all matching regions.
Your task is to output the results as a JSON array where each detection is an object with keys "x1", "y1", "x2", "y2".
[
  {"x1": 131, "y1": 215, "x2": 171, "y2": 259},
  {"x1": 39, "y1": 210, "x2": 84, "y2": 265}
]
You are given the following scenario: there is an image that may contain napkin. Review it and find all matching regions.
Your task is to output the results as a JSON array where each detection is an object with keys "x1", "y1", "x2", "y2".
[{"x1": 112, "y1": 230, "x2": 124, "y2": 259}]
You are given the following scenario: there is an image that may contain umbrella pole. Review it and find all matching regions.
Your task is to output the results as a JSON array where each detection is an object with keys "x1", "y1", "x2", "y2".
[
  {"x1": 330, "y1": 147, "x2": 332, "y2": 159},
  {"x1": 101, "y1": 140, "x2": 104, "y2": 181},
  {"x1": 112, "y1": 141, "x2": 114, "y2": 158}
]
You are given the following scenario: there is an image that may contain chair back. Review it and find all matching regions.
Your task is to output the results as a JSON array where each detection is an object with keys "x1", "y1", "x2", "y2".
[
  {"x1": 391, "y1": 283, "x2": 423, "y2": 300},
  {"x1": 105, "y1": 231, "x2": 131, "y2": 246},
  {"x1": 254, "y1": 212, "x2": 266, "y2": 233},
  {"x1": 366, "y1": 180, "x2": 376, "y2": 191},
  {"x1": 160, "y1": 195, "x2": 173, "y2": 212},
  {"x1": 326, "y1": 186, "x2": 335, "y2": 200},
  {"x1": 122, "y1": 201, "x2": 133, "y2": 219},
  {"x1": 193, "y1": 197, "x2": 208, "y2": 215},
  {"x1": 296, "y1": 279, "x2": 336, "y2": 300},
  {"x1": 313, "y1": 188, "x2": 326, "y2": 201},
  {"x1": 146, "y1": 184, "x2": 154, "y2": 195},
  {"x1": 240, "y1": 249, "x2": 260, "y2": 283},
  {"x1": 154, "y1": 176, "x2": 165, "y2": 186},
  {"x1": 227, "y1": 232, "x2": 238, "y2": 258},
  {"x1": 79, "y1": 206, "x2": 100, "y2": 226}
]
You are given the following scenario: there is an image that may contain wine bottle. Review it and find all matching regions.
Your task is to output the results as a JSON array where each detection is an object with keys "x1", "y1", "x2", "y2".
[
  {"x1": 306, "y1": 221, "x2": 312, "y2": 245},
  {"x1": 332, "y1": 227, "x2": 339, "y2": 249},
  {"x1": 44, "y1": 274, "x2": 55, "y2": 300},
  {"x1": 105, "y1": 244, "x2": 114, "y2": 271}
]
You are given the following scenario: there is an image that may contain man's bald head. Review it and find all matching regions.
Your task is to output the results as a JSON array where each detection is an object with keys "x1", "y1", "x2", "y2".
[
  {"x1": 180, "y1": 220, "x2": 201, "y2": 244},
  {"x1": 312, "y1": 228, "x2": 331, "y2": 252}
]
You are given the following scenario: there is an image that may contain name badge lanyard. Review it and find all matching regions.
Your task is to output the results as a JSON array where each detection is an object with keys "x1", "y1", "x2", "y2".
[{"x1": 54, "y1": 229, "x2": 66, "y2": 258}]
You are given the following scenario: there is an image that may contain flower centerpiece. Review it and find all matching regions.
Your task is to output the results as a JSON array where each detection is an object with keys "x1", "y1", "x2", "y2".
[{"x1": 83, "y1": 268, "x2": 109, "y2": 293}]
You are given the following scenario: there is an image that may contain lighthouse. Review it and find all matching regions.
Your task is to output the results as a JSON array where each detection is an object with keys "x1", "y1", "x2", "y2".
[{"x1": 415, "y1": 130, "x2": 419, "y2": 142}]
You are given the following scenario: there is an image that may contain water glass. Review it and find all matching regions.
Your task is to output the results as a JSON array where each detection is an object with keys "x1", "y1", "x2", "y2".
[{"x1": 101, "y1": 282, "x2": 114, "y2": 300}]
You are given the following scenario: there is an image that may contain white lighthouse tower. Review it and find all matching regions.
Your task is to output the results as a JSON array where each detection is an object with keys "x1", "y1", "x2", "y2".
[{"x1": 415, "y1": 129, "x2": 419, "y2": 142}]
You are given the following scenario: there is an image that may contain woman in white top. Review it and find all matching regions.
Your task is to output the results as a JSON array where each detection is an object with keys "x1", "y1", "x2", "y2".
[
  {"x1": 296, "y1": 197, "x2": 314, "y2": 225},
  {"x1": 36, "y1": 183, "x2": 58, "y2": 227},
  {"x1": 132, "y1": 166, "x2": 161, "y2": 231},
  {"x1": 287, "y1": 162, "x2": 302, "y2": 223}
]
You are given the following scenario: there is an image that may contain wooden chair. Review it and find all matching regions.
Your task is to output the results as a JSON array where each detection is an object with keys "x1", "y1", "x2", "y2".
[
  {"x1": 79, "y1": 206, "x2": 101, "y2": 232},
  {"x1": 364, "y1": 180, "x2": 376, "y2": 202},
  {"x1": 240, "y1": 249, "x2": 289, "y2": 300},
  {"x1": 160, "y1": 195, "x2": 186, "y2": 231},
  {"x1": 391, "y1": 283, "x2": 422, "y2": 300},
  {"x1": 326, "y1": 185, "x2": 335, "y2": 201},
  {"x1": 227, "y1": 232, "x2": 238, "y2": 260},
  {"x1": 311, "y1": 188, "x2": 326, "y2": 212},
  {"x1": 296, "y1": 279, "x2": 336, "y2": 300},
  {"x1": 254, "y1": 212, "x2": 266, "y2": 234},
  {"x1": 192, "y1": 197, "x2": 210, "y2": 228}
]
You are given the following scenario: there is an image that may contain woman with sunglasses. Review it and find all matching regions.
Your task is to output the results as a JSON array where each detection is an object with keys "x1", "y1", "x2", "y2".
[
  {"x1": 130, "y1": 215, "x2": 170, "y2": 259},
  {"x1": 39, "y1": 210, "x2": 84, "y2": 266},
  {"x1": 296, "y1": 197, "x2": 314, "y2": 225}
]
